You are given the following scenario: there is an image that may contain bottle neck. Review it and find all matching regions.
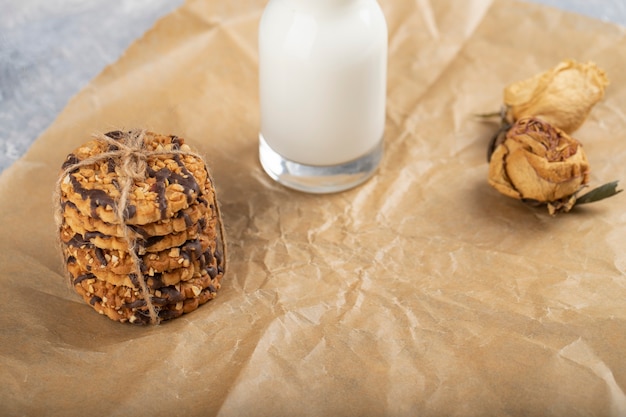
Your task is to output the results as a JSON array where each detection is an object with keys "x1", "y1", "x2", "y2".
[{"x1": 281, "y1": 0, "x2": 360, "y2": 12}]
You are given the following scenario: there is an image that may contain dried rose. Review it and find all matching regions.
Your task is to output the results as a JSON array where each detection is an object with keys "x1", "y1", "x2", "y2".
[
  {"x1": 488, "y1": 117, "x2": 590, "y2": 214},
  {"x1": 503, "y1": 59, "x2": 608, "y2": 134},
  {"x1": 481, "y1": 61, "x2": 620, "y2": 214}
]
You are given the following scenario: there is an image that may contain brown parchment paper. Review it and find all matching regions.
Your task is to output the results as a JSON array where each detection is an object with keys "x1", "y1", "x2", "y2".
[{"x1": 1, "y1": 0, "x2": 626, "y2": 416}]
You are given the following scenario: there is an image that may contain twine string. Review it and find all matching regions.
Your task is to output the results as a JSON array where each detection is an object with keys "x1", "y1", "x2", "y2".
[{"x1": 54, "y1": 129, "x2": 227, "y2": 325}]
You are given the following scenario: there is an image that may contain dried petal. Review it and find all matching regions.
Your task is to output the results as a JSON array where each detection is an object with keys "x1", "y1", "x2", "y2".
[{"x1": 504, "y1": 60, "x2": 608, "y2": 133}]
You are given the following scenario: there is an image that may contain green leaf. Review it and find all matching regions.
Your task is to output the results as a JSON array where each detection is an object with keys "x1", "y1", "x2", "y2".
[{"x1": 575, "y1": 181, "x2": 623, "y2": 205}]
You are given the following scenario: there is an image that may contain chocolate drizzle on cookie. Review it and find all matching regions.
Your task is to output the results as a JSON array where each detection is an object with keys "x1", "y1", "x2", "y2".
[
  {"x1": 146, "y1": 155, "x2": 201, "y2": 220},
  {"x1": 170, "y1": 135, "x2": 182, "y2": 149},
  {"x1": 104, "y1": 130, "x2": 126, "y2": 140},
  {"x1": 94, "y1": 247, "x2": 107, "y2": 266},
  {"x1": 74, "y1": 272, "x2": 96, "y2": 285},
  {"x1": 68, "y1": 174, "x2": 113, "y2": 217},
  {"x1": 62, "y1": 154, "x2": 80, "y2": 170}
]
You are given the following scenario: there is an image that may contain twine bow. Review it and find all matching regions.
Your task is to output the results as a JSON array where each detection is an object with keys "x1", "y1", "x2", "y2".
[{"x1": 55, "y1": 129, "x2": 226, "y2": 325}]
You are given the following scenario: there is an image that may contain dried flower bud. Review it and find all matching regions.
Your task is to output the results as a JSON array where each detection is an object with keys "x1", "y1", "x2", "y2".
[
  {"x1": 489, "y1": 117, "x2": 590, "y2": 212},
  {"x1": 504, "y1": 60, "x2": 608, "y2": 133}
]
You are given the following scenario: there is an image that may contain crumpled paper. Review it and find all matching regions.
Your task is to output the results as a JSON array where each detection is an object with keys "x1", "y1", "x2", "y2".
[{"x1": 1, "y1": 0, "x2": 626, "y2": 416}]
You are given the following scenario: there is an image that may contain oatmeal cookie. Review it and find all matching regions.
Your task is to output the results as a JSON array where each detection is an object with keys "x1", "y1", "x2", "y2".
[
  {"x1": 60, "y1": 131, "x2": 210, "y2": 225},
  {"x1": 64, "y1": 234, "x2": 215, "y2": 276},
  {"x1": 59, "y1": 215, "x2": 216, "y2": 254},
  {"x1": 69, "y1": 261, "x2": 221, "y2": 324},
  {"x1": 62, "y1": 199, "x2": 211, "y2": 240},
  {"x1": 65, "y1": 242, "x2": 220, "y2": 288}
]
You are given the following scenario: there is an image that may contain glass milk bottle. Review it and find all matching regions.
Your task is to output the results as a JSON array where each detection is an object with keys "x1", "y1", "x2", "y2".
[{"x1": 258, "y1": 0, "x2": 388, "y2": 193}]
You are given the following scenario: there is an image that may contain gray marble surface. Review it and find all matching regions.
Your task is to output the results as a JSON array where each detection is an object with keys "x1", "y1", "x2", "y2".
[
  {"x1": 0, "y1": 0, "x2": 625, "y2": 174},
  {"x1": 0, "y1": 0, "x2": 184, "y2": 173}
]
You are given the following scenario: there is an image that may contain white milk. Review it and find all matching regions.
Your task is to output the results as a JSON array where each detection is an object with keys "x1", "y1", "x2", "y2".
[{"x1": 259, "y1": 0, "x2": 388, "y2": 167}]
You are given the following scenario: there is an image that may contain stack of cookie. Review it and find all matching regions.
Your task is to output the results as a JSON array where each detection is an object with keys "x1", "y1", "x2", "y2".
[{"x1": 57, "y1": 130, "x2": 224, "y2": 324}]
